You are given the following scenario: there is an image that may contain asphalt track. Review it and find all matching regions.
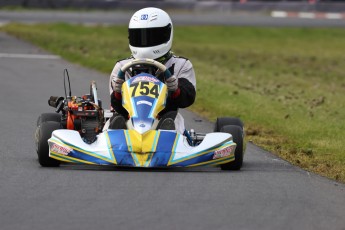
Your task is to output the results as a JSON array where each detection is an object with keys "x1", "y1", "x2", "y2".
[{"x1": 0, "y1": 15, "x2": 345, "y2": 230}]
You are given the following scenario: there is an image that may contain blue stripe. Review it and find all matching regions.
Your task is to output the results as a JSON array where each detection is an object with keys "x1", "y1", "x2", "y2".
[
  {"x1": 51, "y1": 152, "x2": 82, "y2": 163},
  {"x1": 67, "y1": 150, "x2": 112, "y2": 165},
  {"x1": 150, "y1": 131, "x2": 177, "y2": 167},
  {"x1": 151, "y1": 131, "x2": 159, "y2": 152},
  {"x1": 107, "y1": 130, "x2": 135, "y2": 166}
]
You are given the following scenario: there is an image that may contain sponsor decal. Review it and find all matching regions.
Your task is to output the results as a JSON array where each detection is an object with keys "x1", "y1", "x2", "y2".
[
  {"x1": 137, "y1": 100, "x2": 153, "y2": 106},
  {"x1": 132, "y1": 76, "x2": 159, "y2": 84},
  {"x1": 141, "y1": 14, "x2": 148, "y2": 20},
  {"x1": 50, "y1": 143, "x2": 72, "y2": 156},
  {"x1": 213, "y1": 145, "x2": 234, "y2": 159}
]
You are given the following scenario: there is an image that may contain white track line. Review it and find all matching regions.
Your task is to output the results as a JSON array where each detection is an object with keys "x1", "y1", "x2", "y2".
[
  {"x1": 0, "y1": 53, "x2": 60, "y2": 59},
  {"x1": 271, "y1": 11, "x2": 345, "y2": 20},
  {"x1": 325, "y1": 13, "x2": 343, "y2": 19},
  {"x1": 298, "y1": 12, "x2": 315, "y2": 19},
  {"x1": 271, "y1": 11, "x2": 288, "y2": 18}
]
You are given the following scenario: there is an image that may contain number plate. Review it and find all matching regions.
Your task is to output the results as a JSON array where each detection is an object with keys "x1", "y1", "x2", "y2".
[{"x1": 130, "y1": 82, "x2": 159, "y2": 99}]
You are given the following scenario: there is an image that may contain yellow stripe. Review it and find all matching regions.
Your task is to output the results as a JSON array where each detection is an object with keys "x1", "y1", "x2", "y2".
[
  {"x1": 123, "y1": 130, "x2": 131, "y2": 152},
  {"x1": 187, "y1": 155, "x2": 235, "y2": 167},
  {"x1": 152, "y1": 84, "x2": 167, "y2": 118},
  {"x1": 145, "y1": 131, "x2": 160, "y2": 166},
  {"x1": 50, "y1": 152, "x2": 96, "y2": 164},
  {"x1": 138, "y1": 131, "x2": 153, "y2": 166},
  {"x1": 122, "y1": 82, "x2": 135, "y2": 117},
  {"x1": 210, "y1": 157, "x2": 235, "y2": 166},
  {"x1": 142, "y1": 130, "x2": 158, "y2": 152},
  {"x1": 125, "y1": 130, "x2": 142, "y2": 166},
  {"x1": 50, "y1": 154, "x2": 74, "y2": 163}
]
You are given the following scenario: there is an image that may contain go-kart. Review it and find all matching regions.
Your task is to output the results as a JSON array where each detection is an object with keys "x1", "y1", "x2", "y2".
[{"x1": 35, "y1": 59, "x2": 245, "y2": 170}]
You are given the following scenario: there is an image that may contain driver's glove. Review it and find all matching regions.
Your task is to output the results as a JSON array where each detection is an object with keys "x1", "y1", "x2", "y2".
[
  {"x1": 112, "y1": 77, "x2": 125, "y2": 100},
  {"x1": 112, "y1": 77, "x2": 125, "y2": 94},
  {"x1": 166, "y1": 75, "x2": 178, "y2": 92}
]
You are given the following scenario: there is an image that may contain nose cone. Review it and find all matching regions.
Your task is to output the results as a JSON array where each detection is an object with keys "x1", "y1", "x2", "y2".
[{"x1": 132, "y1": 118, "x2": 154, "y2": 134}]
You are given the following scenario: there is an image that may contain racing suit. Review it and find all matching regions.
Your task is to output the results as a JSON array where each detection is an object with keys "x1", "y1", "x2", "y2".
[{"x1": 109, "y1": 53, "x2": 196, "y2": 133}]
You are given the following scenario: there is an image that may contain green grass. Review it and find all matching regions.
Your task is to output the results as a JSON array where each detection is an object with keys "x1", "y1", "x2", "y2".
[{"x1": 2, "y1": 23, "x2": 345, "y2": 182}]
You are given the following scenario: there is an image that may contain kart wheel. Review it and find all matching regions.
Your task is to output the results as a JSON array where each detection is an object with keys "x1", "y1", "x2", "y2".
[
  {"x1": 220, "y1": 125, "x2": 244, "y2": 170},
  {"x1": 37, "y1": 113, "x2": 61, "y2": 126},
  {"x1": 36, "y1": 121, "x2": 61, "y2": 167},
  {"x1": 214, "y1": 117, "x2": 243, "y2": 132}
]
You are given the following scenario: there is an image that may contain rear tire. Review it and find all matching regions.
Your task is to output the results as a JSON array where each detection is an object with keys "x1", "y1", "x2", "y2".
[
  {"x1": 214, "y1": 117, "x2": 244, "y2": 132},
  {"x1": 220, "y1": 125, "x2": 244, "y2": 170},
  {"x1": 35, "y1": 121, "x2": 61, "y2": 167},
  {"x1": 37, "y1": 113, "x2": 61, "y2": 126}
]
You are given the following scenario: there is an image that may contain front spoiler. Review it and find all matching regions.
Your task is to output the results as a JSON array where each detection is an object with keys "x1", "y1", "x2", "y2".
[{"x1": 48, "y1": 129, "x2": 236, "y2": 168}]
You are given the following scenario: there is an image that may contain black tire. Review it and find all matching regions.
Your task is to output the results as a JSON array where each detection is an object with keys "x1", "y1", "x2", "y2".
[
  {"x1": 35, "y1": 121, "x2": 61, "y2": 167},
  {"x1": 37, "y1": 113, "x2": 61, "y2": 126},
  {"x1": 220, "y1": 125, "x2": 244, "y2": 170},
  {"x1": 214, "y1": 117, "x2": 244, "y2": 132}
]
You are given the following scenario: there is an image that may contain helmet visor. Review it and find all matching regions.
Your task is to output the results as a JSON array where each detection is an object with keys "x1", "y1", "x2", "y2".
[{"x1": 129, "y1": 24, "x2": 172, "y2": 47}]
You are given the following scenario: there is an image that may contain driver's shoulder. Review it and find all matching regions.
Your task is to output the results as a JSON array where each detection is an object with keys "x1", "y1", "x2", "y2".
[
  {"x1": 168, "y1": 55, "x2": 193, "y2": 70},
  {"x1": 170, "y1": 55, "x2": 193, "y2": 67},
  {"x1": 116, "y1": 57, "x2": 134, "y2": 66},
  {"x1": 171, "y1": 54, "x2": 189, "y2": 62}
]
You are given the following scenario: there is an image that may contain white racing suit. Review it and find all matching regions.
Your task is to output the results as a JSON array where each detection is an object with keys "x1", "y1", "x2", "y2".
[{"x1": 108, "y1": 54, "x2": 196, "y2": 133}]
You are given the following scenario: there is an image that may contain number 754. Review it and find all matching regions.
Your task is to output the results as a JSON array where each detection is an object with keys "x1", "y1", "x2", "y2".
[{"x1": 130, "y1": 82, "x2": 159, "y2": 98}]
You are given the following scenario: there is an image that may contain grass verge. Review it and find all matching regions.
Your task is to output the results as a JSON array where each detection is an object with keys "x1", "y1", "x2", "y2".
[{"x1": 1, "y1": 23, "x2": 344, "y2": 182}]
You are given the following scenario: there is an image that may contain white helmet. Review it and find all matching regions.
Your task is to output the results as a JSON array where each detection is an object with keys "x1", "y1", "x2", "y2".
[{"x1": 128, "y1": 7, "x2": 173, "y2": 60}]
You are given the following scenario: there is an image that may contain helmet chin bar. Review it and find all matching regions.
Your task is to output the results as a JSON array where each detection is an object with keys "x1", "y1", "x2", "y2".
[{"x1": 129, "y1": 41, "x2": 172, "y2": 60}]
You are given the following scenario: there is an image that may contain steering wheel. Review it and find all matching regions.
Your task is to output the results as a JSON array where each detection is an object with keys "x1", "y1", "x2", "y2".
[{"x1": 117, "y1": 58, "x2": 172, "y2": 80}]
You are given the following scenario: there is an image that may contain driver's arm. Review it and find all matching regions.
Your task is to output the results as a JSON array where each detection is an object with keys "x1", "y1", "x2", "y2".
[
  {"x1": 109, "y1": 62, "x2": 129, "y2": 117},
  {"x1": 169, "y1": 59, "x2": 196, "y2": 108}
]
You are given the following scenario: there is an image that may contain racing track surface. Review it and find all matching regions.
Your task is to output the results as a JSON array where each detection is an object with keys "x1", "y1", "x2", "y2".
[{"x1": 1, "y1": 33, "x2": 345, "y2": 230}]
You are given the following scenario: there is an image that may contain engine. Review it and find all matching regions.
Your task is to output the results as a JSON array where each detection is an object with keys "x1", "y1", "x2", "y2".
[
  {"x1": 65, "y1": 95, "x2": 104, "y2": 144},
  {"x1": 48, "y1": 94, "x2": 104, "y2": 144}
]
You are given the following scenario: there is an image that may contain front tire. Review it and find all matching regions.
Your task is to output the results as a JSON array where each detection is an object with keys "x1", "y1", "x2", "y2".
[
  {"x1": 214, "y1": 117, "x2": 244, "y2": 132},
  {"x1": 35, "y1": 121, "x2": 61, "y2": 167},
  {"x1": 220, "y1": 125, "x2": 244, "y2": 170}
]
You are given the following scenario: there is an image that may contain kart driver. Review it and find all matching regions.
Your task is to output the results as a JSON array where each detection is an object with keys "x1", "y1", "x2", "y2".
[{"x1": 108, "y1": 7, "x2": 196, "y2": 133}]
